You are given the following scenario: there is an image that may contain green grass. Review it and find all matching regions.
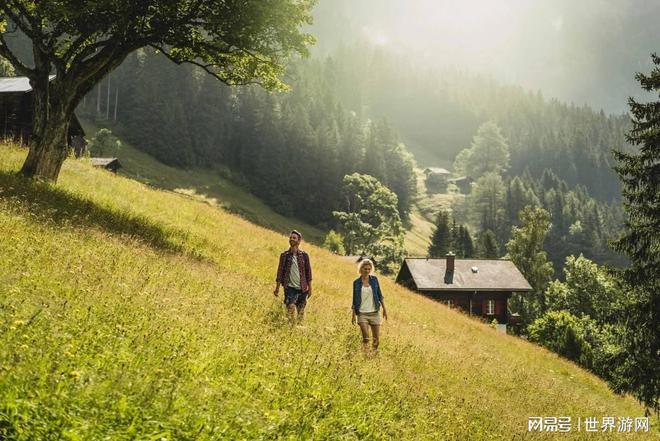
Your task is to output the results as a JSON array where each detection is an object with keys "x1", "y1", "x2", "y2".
[
  {"x1": 404, "y1": 169, "x2": 464, "y2": 256},
  {"x1": 0, "y1": 143, "x2": 657, "y2": 439},
  {"x1": 80, "y1": 120, "x2": 326, "y2": 245}
]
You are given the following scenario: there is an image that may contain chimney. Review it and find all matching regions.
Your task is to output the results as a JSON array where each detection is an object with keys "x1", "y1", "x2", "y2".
[{"x1": 446, "y1": 252, "x2": 455, "y2": 273}]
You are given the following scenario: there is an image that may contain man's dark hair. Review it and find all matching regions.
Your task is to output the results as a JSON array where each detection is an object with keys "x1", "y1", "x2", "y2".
[{"x1": 290, "y1": 230, "x2": 302, "y2": 240}]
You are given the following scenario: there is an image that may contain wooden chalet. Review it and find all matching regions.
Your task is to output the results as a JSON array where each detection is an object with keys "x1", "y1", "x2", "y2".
[
  {"x1": 448, "y1": 176, "x2": 473, "y2": 194},
  {"x1": 424, "y1": 167, "x2": 452, "y2": 191},
  {"x1": 0, "y1": 76, "x2": 86, "y2": 149},
  {"x1": 396, "y1": 254, "x2": 531, "y2": 330}
]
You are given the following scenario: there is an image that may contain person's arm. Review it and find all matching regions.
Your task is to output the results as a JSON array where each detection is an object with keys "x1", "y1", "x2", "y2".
[
  {"x1": 274, "y1": 254, "x2": 284, "y2": 296},
  {"x1": 377, "y1": 279, "x2": 387, "y2": 320},
  {"x1": 305, "y1": 253, "x2": 312, "y2": 296},
  {"x1": 352, "y1": 309, "x2": 357, "y2": 325}
]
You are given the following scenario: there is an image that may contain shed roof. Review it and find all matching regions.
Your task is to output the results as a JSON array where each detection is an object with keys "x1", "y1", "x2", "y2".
[
  {"x1": 448, "y1": 176, "x2": 472, "y2": 183},
  {"x1": 91, "y1": 157, "x2": 121, "y2": 168},
  {"x1": 0, "y1": 75, "x2": 56, "y2": 93},
  {"x1": 399, "y1": 258, "x2": 532, "y2": 292},
  {"x1": 424, "y1": 167, "x2": 451, "y2": 175}
]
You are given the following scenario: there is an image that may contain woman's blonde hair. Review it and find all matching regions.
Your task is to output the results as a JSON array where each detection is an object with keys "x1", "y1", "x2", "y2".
[{"x1": 357, "y1": 258, "x2": 374, "y2": 274}]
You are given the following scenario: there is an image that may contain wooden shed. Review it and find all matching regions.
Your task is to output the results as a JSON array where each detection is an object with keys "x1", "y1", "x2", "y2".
[
  {"x1": 424, "y1": 167, "x2": 452, "y2": 192},
  {"x1": 91, "y1": 157, "x2": 122, "y2": 173}
]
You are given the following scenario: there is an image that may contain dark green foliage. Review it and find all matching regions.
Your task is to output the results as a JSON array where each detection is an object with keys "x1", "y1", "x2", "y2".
[
  {"x1": 453, "y1": 225, "x2": 475, "y2": 258},
  {"x1": 428, "y1": 211, "x2": 451, "y2": 257},
  {"x1": 610, "y1": 53, "x2": 660, "y2": 411},
  {"x1": 477, "y1": 230, "x2": 499, "y2": 258},
  {"x1": 528, "y1": 311, "x2": 595, "y2": 369},
  {"x1": 1, "y1": 1, "x2": 315, "y2": 181},
  {"x1": 80, "y1": 50, "x2": 416, "y2": 226}
]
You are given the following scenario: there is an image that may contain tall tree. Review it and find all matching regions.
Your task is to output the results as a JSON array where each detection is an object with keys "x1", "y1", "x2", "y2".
[
  {"x1": 0, "y1": 1, "x2": 314, "y2": 181},
  {"x1": 610, "y1": 53, "x2": 660, "y2": 411},
  {"x1": 455, "y1": 121, "x2": 510, "y2": 179},
  {"x1": 469, "y1": 172, "x2": 506, "y2": 238},
  {"x1": 506, "y1": 206, "x2": 554, "y2": 324},
  {"x1": 333, "y1": 173, "x2": 404, "y2": 272},
  {"x1": 477, "y1": 229, "x2": 499, "y2": 258},
  {"x1": 428, "y1": 210, "x2": 451, "y2": 257}
]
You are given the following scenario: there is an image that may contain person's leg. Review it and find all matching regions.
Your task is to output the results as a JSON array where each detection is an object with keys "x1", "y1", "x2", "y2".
[
  {"x1": 283, "y1": 287, "x2": 297, "y2": 324},
  {"x1": 295, "y1": 292, "x2": 308, "y2": 324},
  {"x1": 370, "y1": 324, "x2": 380, "y2": 352},
  {"x1": 358, "y1": 322, "x2": 371, "y2": 351}
]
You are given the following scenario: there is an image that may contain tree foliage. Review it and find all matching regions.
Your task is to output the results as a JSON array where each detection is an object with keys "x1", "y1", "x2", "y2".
[
  {"x1": 428, "y1": 211, "x2": 451, "y2": 258},
  {"x1": 452, "y1": 121, "x2": 510, "y2": 179},
  {"x1": 333, "y1": 173, "x2": 404, "y2": 272},
  {"x1": 0, "y1": 0, "x2": 315, "y2": 180},
  {"x1": 545, "y1": 255, "x2": 620, "y2": 324},
  {"x1": 322, "y1": 230, "x2": 345, "y2": 255},
  {"x1": 88, "y1": 128, "x2": 121, "y2": 157},
  {"x1": 609, "y1": 53, "x2": 660, "y2": 411},
  {"x1": 506, "y1": 206, "x2": 554, "y2": 324}
]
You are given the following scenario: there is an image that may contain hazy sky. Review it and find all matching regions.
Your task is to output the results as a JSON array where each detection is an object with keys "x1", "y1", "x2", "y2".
[{"x1": 313, "y1": 0, "x2": 660, "y2": 113}]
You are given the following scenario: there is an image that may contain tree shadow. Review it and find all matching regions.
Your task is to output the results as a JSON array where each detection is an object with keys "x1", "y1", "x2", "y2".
[{"x1": 0, "y1": 171, "x2": 185, "y2": 254}]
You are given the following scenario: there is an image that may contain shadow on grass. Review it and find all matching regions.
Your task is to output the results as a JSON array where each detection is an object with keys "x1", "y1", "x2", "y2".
[{"x1": 0, "y1": 171, "x2": 185, "y2": 255}]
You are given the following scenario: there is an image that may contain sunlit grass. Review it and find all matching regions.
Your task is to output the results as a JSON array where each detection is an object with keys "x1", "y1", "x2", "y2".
[{"x1": 0, "y1": 144, "x2": 656, "y2": 439}]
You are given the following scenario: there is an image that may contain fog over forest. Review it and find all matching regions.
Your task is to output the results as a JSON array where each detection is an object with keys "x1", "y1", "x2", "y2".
[{"x1": 312, "y1": 0, "x2": 660, "y2": 113}]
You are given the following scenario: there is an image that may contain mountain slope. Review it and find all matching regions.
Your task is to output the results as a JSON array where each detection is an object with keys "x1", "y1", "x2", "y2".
[
  {"x1": 80, "y1": 120, "x2": 326, "y2": 245},
  {"x1": 0, "y1": 144, "x2": 655, "y2": 440}
]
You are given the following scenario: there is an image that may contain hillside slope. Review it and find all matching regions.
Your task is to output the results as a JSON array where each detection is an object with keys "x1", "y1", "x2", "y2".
[
  {"x1": 0, "y1": 144, "x2": 656, "y2": 440},
  {"x1": 80, "y1": 120, "x2": 326, "y2": 245}
]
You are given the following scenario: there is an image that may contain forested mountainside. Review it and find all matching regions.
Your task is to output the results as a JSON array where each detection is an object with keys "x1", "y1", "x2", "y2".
[{"x1": 80, "y1": 43, "x2": 630, "y2": 209}]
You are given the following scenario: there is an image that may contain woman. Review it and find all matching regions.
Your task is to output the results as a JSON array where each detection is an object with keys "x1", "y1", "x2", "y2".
[{"x1": 351, "y1": 259, "x2": 388, "y2": 352}]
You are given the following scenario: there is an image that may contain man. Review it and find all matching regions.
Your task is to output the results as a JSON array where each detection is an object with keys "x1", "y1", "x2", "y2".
[{"x1": 274, "y1": 230, "x2": 312, "y2": 324}]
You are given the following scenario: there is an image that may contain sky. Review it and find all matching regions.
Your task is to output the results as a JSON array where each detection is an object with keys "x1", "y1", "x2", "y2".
[{"x1": 312, "y1": 0, "x2": 660, "y2": 113}]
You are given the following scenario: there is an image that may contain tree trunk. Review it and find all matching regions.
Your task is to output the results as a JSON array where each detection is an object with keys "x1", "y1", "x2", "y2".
[{"x1": 20, "y1": 89, "x2": 71, "y2": 182}]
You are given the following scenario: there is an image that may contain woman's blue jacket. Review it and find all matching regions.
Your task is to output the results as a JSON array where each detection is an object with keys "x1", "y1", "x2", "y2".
[{"x1": 353, "y1": 275, "x2": 384, "y2": 314}]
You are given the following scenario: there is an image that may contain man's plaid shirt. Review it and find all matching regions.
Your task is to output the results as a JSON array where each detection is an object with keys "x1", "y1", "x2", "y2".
[{"x1": 276, "y1": 249, "x2": 312, "y2": 293}]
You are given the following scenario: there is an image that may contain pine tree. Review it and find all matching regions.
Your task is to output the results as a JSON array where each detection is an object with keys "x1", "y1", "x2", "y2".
[
  {"x1": 610, "y1": 53, "x2": 660, "y2": 411},
  {"x1": 428, "y1": 211, "x2": 452, "y2": 257},
  {"x1": 478, "y1": 229, "x2": 499, "y2": 258}
]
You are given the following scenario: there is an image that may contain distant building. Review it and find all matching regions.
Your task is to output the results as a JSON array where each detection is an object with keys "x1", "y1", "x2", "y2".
[
  {"x1": 448, "y1": 176, "x2": 473, "y2": 194},
  {"x1": 395, "y1": 254, "x2": 531, "y2": 331},
  {"x1": 91, "y1": 157, "x2": 122, "y2": 173},
  {"x1": 0, "y1": 76, "x2": 86, "y2": 151},
  {"x1": 424, "y1": 167, "x2": 451, "y2": 192}
]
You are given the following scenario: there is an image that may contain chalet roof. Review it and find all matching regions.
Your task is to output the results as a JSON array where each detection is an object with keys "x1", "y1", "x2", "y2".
[
  {"x1": 424, "y1": 167, "x2": 451, "y2": 175},
  {"x1": 448, "y1": 176, "x2": 472, "y2": 183},
  {"x1": 0, "y1": 75, "x2": 56, "y2": 93},
  {"x1": 399, "y1": 258, "x2": 532, "y2": 292},
  {"x1": 91, "y1": 157, "x2": 121, "y2": 168}
]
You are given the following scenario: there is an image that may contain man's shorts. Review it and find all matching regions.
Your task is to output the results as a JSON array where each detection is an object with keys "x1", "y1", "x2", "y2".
[
  {"x1": 357, "y1": 311, "x2": 382, "y2": 325},
  {"x1": 284, "y1": 286, "x2": 308, "y2": 309}
]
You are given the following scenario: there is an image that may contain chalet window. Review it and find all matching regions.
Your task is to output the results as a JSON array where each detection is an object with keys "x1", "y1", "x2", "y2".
[{"x1": 486, "y1": 299, "x2": 495, "y2": 315}]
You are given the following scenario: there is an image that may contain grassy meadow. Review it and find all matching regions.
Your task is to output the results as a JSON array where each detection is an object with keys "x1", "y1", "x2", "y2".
[
  {"x1": 79, "y1": 120, "x2": 326, "y2": 245},
  {"x1": 404, "y1": 169, "x2": 463, "y2": 256},
  {"x1": 0, "y1": 143, "x2": 656, "y2": 439}
]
